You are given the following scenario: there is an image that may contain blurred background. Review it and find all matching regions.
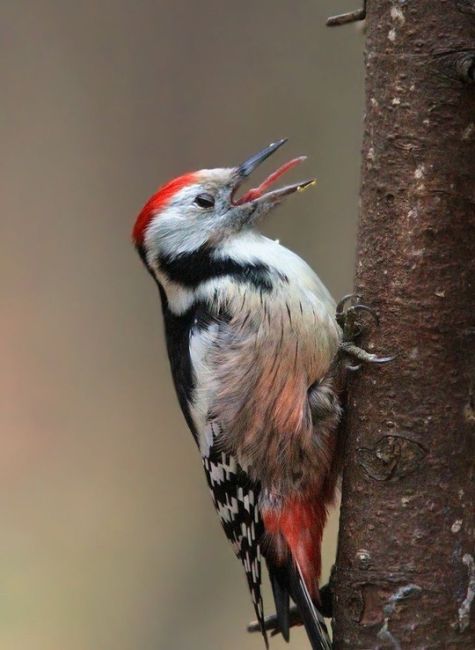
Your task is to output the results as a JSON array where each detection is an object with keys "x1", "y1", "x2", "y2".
[{"x1": 1, "y1": 1, "x2": 364, "y2": 648}]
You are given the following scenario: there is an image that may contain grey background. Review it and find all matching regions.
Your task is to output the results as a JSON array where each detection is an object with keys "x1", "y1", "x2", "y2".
[{"x1": 1, "y1": 1, "x2": 364, "y2": 648}]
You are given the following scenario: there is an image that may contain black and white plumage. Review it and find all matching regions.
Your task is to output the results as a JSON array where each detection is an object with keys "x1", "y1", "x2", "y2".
[
  {"x1": 202, "y1": 443, "x2": 266, "y2": 641},
  {"x1": 133, "y1": 140, "x2": 340, "y2": 650}
]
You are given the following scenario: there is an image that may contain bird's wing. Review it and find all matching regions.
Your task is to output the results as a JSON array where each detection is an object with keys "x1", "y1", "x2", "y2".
[{"x1": 200, "y1": 427, "x2": 268, "y2": 646}]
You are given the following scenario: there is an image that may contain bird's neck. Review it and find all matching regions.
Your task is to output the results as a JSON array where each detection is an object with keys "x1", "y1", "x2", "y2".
[{"x1": 152, "y1": 232, "x2": 290, "y2": 316}]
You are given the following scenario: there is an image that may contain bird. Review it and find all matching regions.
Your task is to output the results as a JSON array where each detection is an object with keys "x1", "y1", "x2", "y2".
[{"x1": 132, "y1": 139, "x2": 390, "y2": 649}]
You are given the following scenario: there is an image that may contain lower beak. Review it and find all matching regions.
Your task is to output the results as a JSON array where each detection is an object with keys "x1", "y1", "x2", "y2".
[{"x1": 232, "y1": 139, "x2": 316, "y2": 209}]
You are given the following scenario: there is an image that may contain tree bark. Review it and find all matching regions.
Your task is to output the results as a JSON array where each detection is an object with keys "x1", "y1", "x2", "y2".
[{"x1": 332, "y1": 1, "x2": 475, "y2": 648}]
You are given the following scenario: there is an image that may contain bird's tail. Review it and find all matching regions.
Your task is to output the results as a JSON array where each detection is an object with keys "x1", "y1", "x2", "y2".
[
  {"x1": 289, "y1": 561, "x2": 332, "y2": 650},
  {"x1": 262, "y1": 493, "x2": 327, "y2": 598},
  {"x1": 266, "y1": 559, "x2": 331, "y2": 650},
  {"x1": 262, "y1": 493, "x2": 332, "y2": 648}
]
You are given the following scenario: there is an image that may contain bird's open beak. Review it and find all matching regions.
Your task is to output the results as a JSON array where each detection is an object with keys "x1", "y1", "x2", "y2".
[{"x1": 232, "y1": 138, "x2": 316, "y2": 208}]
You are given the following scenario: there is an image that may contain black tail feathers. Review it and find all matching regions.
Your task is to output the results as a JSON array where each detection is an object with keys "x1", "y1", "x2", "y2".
[
  {"x1": 268, "y1": 564, "x2": 291, "y2": 641},
  {"x1": 267, "y1": 559, "x2": 332, "y2": 650}
]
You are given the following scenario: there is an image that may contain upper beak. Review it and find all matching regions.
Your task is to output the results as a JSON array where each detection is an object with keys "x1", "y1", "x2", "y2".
[
  {"x1": 232, "y1": 139, "x2": 316, "y2": 207},
  {"x1": 237, "y1": 138, "x2": 288, "y2": 178}
]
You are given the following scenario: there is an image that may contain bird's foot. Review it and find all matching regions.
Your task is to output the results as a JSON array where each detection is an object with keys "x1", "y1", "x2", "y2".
[
  {"x1": 247, "y1": 583, "x2": 333, "y2": 637},
  {"x1": 336, "y1": 293, "x2": 396, "y2": 369},
  {"x1": 336, "y1": 293, "x2": 379, "y2": 340},
  {"x1": 247, "y1": 605, "x2": 301, "y2": 637}
]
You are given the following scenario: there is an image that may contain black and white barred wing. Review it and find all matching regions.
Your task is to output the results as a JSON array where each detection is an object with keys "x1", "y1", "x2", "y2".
[{"x1": 201, "y1": 442, "x2": 267, "y2": 645}]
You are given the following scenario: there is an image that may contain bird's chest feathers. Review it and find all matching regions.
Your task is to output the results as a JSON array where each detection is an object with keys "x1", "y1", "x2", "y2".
[{"x1": 189, "y1": 284, "x2": 339, "y2": 484}]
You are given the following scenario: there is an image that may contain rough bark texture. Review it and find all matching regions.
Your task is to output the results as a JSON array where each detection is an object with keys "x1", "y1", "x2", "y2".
[{"x1": 332, "y1": 1, "x2": 475, "y2": 648}]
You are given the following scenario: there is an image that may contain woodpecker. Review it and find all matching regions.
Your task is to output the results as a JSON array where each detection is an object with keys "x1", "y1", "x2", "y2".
[{"x1": 132, "y1": 140, "x2": 389, "y2": 649}]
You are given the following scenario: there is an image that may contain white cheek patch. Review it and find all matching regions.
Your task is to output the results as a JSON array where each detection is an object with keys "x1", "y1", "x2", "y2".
[
  {"x1": 145, "y1": 204, "x2": 209, "y2": 259},
  {"x1": 143, "y1": 169, "x2": 235, "y2": 259}
]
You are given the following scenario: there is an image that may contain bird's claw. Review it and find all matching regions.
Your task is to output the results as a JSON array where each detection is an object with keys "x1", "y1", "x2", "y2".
[
  {"x1": 368, "y1": 353, "x2": 397, "y2": 364},
  {"x1": 247, "y1": 606, "x2": 301, "y2": 637},
  {"x1": 336, "y1": 294, "x2": 396, "y2": 368},
  {"x1": 336, "y1": 293, "x2": 379, "y2": 340},
  {"x1": 247, "y1": 583, "x2": 333, "y2": 637},
  {"x1": 335, "y1": 293, "x2": 360, "y2": 321},
  {"x1": 349, "y1": 303, "x2": 380, "y2": 327},
  {"x1": 340, "y1": 342, "x2": 397, "y2": 367}
]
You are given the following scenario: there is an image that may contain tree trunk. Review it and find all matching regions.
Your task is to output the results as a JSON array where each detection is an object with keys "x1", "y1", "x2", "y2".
[{"x1": 331, "y1": 1, "x2": 475, "y2": 648}]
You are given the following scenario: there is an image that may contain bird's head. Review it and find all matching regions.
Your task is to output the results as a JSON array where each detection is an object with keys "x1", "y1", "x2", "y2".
[{"x1": 133, "y1": 139, "x2": 315, "y2": 268}]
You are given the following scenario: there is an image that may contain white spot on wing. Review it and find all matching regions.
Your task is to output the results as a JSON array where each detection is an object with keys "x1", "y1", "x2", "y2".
[{"x1": 209, "y1": 461, "x2": 224, "y2": 485}]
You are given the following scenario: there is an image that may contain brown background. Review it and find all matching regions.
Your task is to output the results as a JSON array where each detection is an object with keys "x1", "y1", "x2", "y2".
[{"x1": 1, "y1": 2, "x2": 363, "y2": 648}]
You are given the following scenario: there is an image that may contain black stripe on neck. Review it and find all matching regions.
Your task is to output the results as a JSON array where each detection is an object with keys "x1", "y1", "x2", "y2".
[{"x1": 157, "y1": 245, "x2": 281, "y2": 291}]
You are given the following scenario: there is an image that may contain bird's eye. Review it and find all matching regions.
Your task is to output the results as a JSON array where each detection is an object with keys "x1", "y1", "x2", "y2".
[{"x1": 194, "y1": 193, "x2": 215, "y2": 209}]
